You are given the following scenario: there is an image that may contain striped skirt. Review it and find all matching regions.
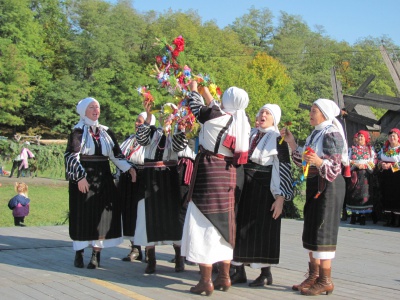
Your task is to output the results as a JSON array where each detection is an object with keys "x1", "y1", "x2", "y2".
[
  {"x1": 69, "y1": 159, "x2": 122, "y2": 241},
  {"x1": 189, "y1": 151, "x2": 237, "y2": 247},
  {"x1": 143, "y1": 164, "x2": 183, "y2": 243},
  {"x1": 118, "y1": 167, "x2": 145, "y2": 237},
  {"x1": 380, "y1": 169, "x2": 400, "y2": 213},
  {"x1": 302, "y1": 174, "x2": 345, "y2": 252},
  {"x1": 233, "y1": 164, "x2": 281, "y2": 264}
]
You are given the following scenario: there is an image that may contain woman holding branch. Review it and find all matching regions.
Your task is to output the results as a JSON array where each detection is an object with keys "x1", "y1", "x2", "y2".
[
  {"x1": 134, "y1": 100, "x2": 188, "y2": 274},
  {"x1": 181, "y1": 81, "x2": 251, "y2": 296},
  {"x1": 280, "y1": 99, "x2": 349, "y2": 296}
]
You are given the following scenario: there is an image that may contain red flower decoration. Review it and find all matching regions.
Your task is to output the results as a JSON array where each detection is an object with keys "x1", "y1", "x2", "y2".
[
  {"x1": 155, "y1": 56, "x2": 163, "y2": 64},
  {"x1": 173, "y1": 36, "x2": 185, "y2": 52},
  {"x1": 171, "y1": 36, "x2": 185, "y2": 58}
]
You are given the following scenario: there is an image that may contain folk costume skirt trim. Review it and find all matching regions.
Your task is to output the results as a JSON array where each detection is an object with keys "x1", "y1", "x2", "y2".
[
  {"x1": 188, "y1": 151, "x2": 237, "y2": 248},
  {"x1": 346, "y1": 169, "x2": 373, "y2": 213},
  {"x1": 143, "y1": 164, "x2": 183, "y2": 243},
  {"x1": 302, "y1": 174, "x2": 345, "y2": 252},
  {"x1": 181, "y1": 202, "x2": 233, "y2": 264},
  {"x1": 69, "y1": 159, "x2": 122, "y2": 242},
  {"x1": 119, "y1": 167, "x2": 145, "y2": 237},
  {"x1": 380, "y1": 169, "x2": 400, "y2": 213},
  {"x1": 233, "y1": 164, "x2": 281, "y2": 264}
]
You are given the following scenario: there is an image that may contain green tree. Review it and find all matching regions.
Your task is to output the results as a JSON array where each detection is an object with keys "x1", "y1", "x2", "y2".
[
  {"x1": 0, "y1": 0, "x2": 44, "y2": 127},
  {"x1": 229, "y1": 6, "x2": 274, "y2": 50}
]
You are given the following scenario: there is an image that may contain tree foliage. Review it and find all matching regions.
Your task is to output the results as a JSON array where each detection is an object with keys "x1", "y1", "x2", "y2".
[{"x1": 0, "y1": 0, "x2": 398, "y2": 144}]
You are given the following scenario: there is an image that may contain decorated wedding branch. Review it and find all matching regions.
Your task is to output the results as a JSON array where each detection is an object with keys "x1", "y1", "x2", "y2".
[{"x1": 145, "y1": 35, "x2": 221, "y2": 138}]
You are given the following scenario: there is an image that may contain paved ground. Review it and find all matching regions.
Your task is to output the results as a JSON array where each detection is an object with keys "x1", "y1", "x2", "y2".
[{"x1": 1, "y1": 218, "x2": 399, "y2": 300}]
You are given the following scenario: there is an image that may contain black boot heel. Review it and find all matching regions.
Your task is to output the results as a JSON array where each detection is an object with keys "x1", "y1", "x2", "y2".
[{"x1": 87, "y1": 250, "x2": 100, "y2": 269}]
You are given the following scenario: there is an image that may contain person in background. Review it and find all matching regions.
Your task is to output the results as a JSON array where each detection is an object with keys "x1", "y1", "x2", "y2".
[
  {"x1": 117, "y1": 112, "x2": 156, "y2": 262},
  {"x1": 134, "y1": 101, "x2": 188, "y2": 274},
  {"x1": 18, "y1": 142, "x2": 35, "y2": 177},
  {"x1": 181, "y1": 82, "x2": 251, "y2": 296},
  {"x1": 230, "y1": 104, "x2": 294, "y2": 288},
  {"x1": 65, "y1": 97, "x2": 137, "y2": 269},
  {"x1": 346, "y1": 130, "x2": 376, "y2": 225},
  {"x1": 377, "y1": 128, "x2": 400, "y2": 226},
  {"x1": 342, "y1": 133, "x2": 359, "y2": 221},
  {"x1": 8, "y1": 182, "x2": 30, "y2": 226},
  {"x1": 9, "y1": 143, "x2": 34, "y2": 178},
  {"x1": 282, "y1": 98, "x2": 349, "y2": 296}
]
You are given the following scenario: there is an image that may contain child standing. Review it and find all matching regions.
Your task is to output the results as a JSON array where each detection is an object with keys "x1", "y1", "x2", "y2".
[{"x1": 8, "y1": 182, "x2": 30, "y2": 226}]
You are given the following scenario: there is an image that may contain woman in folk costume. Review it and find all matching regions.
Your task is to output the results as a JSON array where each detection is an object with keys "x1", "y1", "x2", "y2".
[
  {"x1": 230, "y1": 104, "x2": 294, "y2": 287},
  {"x1": 118, "y1": 112, "x2": 156, "y2": 262},
  {"x1": 181, "y1": 81, "x2": 251, "y2": 296},
  {"x1": 377, "y1": 128, "x2": 400, "y2": 226},
  {"x1": 134, "y1": 101, "x2": 188, "y2": 274},
  {"x1": 65, "y1": 97, "x2": 137, "y2": 269},
  {"x1": 282, "y1": 99, "x2": 349, "y2": 296},
  {"x1": 346, "y1": 130, "x2": 376, "y2": 225}
]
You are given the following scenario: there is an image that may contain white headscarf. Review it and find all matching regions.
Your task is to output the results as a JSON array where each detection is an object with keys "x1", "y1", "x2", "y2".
[
  {"x1": 75, "y1": 97, "x2": 100, "y2": 127},
  {"x1": 313, "y1": 98, "x2": 349, "y2": 166},
  {"x1": 139, "y1": 112, "x2": 156, "y2": 126},
  {"x1": 221, "y1": 87, "x2": 251, "y2": 164},
  {"x1": 257, "y1": 104, "x2": 281, "y2": 133},
  {"x1": 250, "y1": 104, "x2": 282, "y2": 165}
]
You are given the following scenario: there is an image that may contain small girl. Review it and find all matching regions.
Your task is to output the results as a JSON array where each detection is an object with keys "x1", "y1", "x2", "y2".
[{"x1": 8, "y1": 182, "x2": 30, "y2": 226}]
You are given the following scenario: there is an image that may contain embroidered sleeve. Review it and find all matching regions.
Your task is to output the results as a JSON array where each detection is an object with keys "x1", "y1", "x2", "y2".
[
  {"x1": 172, "y1": 131, "x2": 188, "y2": 153},
  {"x1": 188, "y1": 91, "x2": 223, "y2": 124},
  {"x1": 136, "y1": 123, "x2": 153, "y2": 146},
  {"x1": 292, "y1": 146, "x2": 304, "y2": 167},
  {"x1": 319, "y1": 131, "x2": 344, "y2": 182},
  {"x1": 271, "y1": 138, "x2": 294, "y2": 201},
  {"x1": 64, "y1": 129, "x2": 86, "y2": 182}
]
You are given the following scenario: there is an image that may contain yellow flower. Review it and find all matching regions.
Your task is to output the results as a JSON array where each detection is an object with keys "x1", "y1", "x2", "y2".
[{"x1": 209, "y1": 83, "x2": 217, "y2": 96}]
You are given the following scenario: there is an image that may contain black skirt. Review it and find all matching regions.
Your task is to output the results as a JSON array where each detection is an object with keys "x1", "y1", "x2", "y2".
[
  {"x1": 144, "y1": 165, "x2": 183, "y2": 242},
  {"x1": 380, "y1": 169, "x2": 400, "y2": 212},
  {"x1": 69, "y1": 160, "x2": 122, "y2": 241},
  {"x1": 118, "y1": 168, "x2": 145, "y2": 237},
  {"x1": 233, "y1": 163, "x2": 281, "y2": 264},
  {"x1": 302, "y1": 174, "x2": 345, "y2": 252}
]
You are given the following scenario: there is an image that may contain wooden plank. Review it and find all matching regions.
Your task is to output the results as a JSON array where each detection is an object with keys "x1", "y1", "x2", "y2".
[
  {"x1": 330, "y1": 67, "x2": 345, "y2": 109},
  {"x1": 298, "y1": 103, "x2": 311, "y2": 110},
  {"x1": 380, "y1": 45, "x2": 400, "y2": 93},
  {"x1": 353, "y1": 74, "x2": 375, "y2": 97},
  {"x1": 344, "y1": 111, "x2": 377, "y2": 126},
  {"x1": 300, "y1": 103, "x2": 376, "y2": 126},
  {"x1": 331, "y1": 67, "x2": 339, "y2": 105},
  {"x1": 344, "y1": 94, "x2": 400, "y2": 111}
]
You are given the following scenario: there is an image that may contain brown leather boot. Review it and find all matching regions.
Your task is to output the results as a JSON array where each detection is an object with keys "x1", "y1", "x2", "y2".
[
  {"x1": 145, "y1": 247, "x2": 156, "y2": 274},
  {"x1": 213, "y1": 262, "x2": 232, "y2": 291},
  {"x1": 292, "y1": 262, "x2": 319, "y2": 291},
  {"x1": 173, "y1": 245, "x2": 185, "y2": 272},
  {"x1": 190, "y1": 265, "x2": 214, "y2": 296},
  {"x1": 301, "y1": 266, "x2": 334, "y2": 295}
]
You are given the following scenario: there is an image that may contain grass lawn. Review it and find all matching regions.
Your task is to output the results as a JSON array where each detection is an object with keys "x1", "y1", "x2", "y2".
[{"x1": 0, "y1": 181, "x2": 68, "y2": 227}]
